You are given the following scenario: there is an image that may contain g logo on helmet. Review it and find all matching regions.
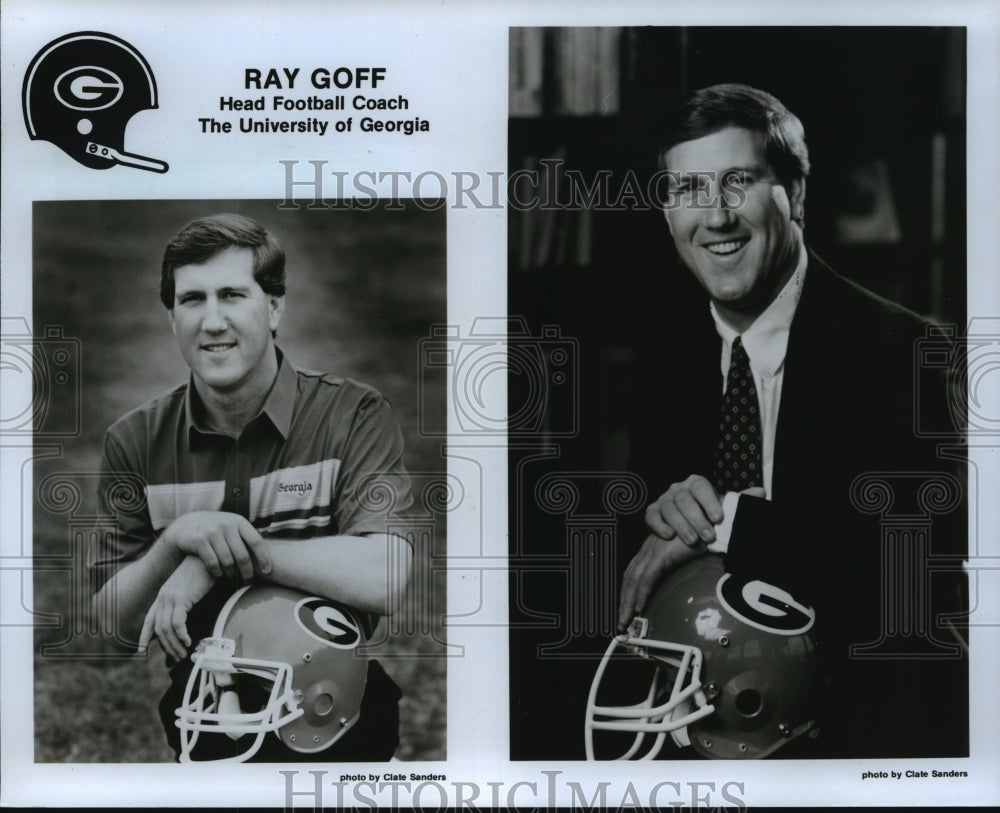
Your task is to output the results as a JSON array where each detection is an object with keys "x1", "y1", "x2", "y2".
[
  {"x1": 54, "y1": 67, "x2": 125, "y2": 111},
  {"x1": 717, "y1": 573, "x2": 815, "y2": 635},
  {"x1": 294, "y1": 597, "x2": 363, "y2": 649},
  {"x1": 22, "y1": 32, "x2": 168, "y2": 173}
]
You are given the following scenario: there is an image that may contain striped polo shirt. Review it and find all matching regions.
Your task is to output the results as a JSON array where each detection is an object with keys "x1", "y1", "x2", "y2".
[{"x1": 91, "y1": 350, "x2": 413, "y2": 596}]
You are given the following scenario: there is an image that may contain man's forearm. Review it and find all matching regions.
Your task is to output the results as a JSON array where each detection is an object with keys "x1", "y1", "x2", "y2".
[
  {"x1": 92, "y1": 536, "x2": 185, "y2": 650},
  {"x1": 261, "y1": 533, "x2": 412, "y2": 617},
  {"x1": 94, "y1": 530, "x2": 412, "y2": 650}
]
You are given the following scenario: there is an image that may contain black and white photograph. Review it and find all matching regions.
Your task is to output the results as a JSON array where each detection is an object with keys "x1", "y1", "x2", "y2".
[
  {"x1": 2, "y1": 2, "x2": 999, "y2": 809},
  {"x1": 28, "y1": 200, "x2": 446, "y2": 763},
  {"x1": 509, "y1": 25, "x2": 970, "y2": 762}
]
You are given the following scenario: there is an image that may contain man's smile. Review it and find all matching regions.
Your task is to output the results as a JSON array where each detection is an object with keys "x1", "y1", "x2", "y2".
[
  {"x1": 702, "y1": 237, "x2": 750, "y2": 256},
  {"x1": 200, "y1": 341, "x2": 236, "y2": 353}
]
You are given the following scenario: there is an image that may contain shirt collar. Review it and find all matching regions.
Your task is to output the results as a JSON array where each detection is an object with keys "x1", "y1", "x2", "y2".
[
  {"x1": 710, "y1": 243, "x2": 808, "y2": 378},
  {"x1": 185, "y1": 348, "x2": 297, "y2": 445}
]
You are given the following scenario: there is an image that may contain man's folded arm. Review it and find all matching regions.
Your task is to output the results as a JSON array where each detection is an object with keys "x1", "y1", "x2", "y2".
[
  {"x1": 97, "y1": 525, "x2": 413, "y2": 652},
  {"x1": 259, "y1": 531, "x2": 412, "y2": 617}
]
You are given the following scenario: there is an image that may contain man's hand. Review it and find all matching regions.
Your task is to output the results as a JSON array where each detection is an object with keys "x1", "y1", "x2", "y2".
[
  {"x1": 161, "y1": 510, "x2": 271, "y2": 580},
  {"x1": 617, "y1": 533, "x2": 705, "y2": 633},
  {"x1": 645, "y1": 474, "x2": 724, "y2": 545},
  {"x1": 645, "y1": 475, "x2": 767, "y2": 545},
  {"x1": 138, "y1": 555, "x2": 217, "y2": 659}
]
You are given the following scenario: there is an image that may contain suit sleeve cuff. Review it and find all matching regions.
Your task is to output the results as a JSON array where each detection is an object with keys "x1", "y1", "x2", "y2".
[{"x1": 706, "y1": 491, "x2": 741, "y2": 554}]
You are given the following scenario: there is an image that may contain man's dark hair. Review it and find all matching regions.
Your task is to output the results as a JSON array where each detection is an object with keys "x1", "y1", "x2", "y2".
[
  {"x1": 658, "y1": 83, "x2": 810, "y2": 187},
  {"x1": 159, "y1": 213, "x2": 286, "y2": 309}
]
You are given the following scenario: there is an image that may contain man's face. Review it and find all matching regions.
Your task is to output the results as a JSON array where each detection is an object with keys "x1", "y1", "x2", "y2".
[
  {"x1": 663, "y1": 126, "x2": 804, "y2": 329},
  {"x1": 169, "y1": 247, "x2": 284, "y2": 396}
]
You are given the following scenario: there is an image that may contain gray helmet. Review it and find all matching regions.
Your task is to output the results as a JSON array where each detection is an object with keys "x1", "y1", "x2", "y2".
[{"x1": 586, "y1": 554, "x2": 821, "y2": 759}]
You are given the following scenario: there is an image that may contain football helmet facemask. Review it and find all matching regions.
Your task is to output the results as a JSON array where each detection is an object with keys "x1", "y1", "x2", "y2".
[
  {"x1": 586, "y1": 554, "x2": 820, "y2": 760},
  {"x1": 22, "y1": 31, "x2": 168, "y2": 172},
  {"x1": 175, "y1": 584, "x2": 368, "y2": 762}
]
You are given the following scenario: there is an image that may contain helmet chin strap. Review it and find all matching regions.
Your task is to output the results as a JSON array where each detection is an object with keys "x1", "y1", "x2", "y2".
[
  {"x1": 668, "y1": 699, "x2": 693, "y2": 747},
  {"x1": 212, "y1": 671, "x2": 243, "y2": 741},
  {"x1": 85, "y1": 140, "x2": 168, "y2": 173}
]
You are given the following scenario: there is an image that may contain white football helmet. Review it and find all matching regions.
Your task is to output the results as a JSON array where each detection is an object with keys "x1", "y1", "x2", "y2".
[
  {"x1": 586, "y1": 554, "x2": 820, "y2": 759},
  {"x1": 175, "y1": 584, "x2": 368, "y2": 762}
]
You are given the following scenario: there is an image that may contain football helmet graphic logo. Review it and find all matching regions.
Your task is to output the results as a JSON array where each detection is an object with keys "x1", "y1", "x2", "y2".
[
  {"x1": 175, "y1": 584, "x2": 368, "y2": 762},
  {"x1": 23, "y1": 32, "x2": 168, "y2": 173},
  {"x1": 585, "y1": 555, "x2": 820, "y2": 760}
]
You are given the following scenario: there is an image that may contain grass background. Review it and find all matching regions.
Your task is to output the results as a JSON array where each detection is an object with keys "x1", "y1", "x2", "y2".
[{"x1": 30, "y1": 199, "x2": 447, "y2": 762}]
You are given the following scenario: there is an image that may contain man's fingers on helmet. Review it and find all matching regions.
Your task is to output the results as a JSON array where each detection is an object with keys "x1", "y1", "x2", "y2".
[
  {"x1": 617, "y1": 598, "x2": 637, "y2": 633},
  {"x1": 631, "y1": 578, "x2": 653, "y2": 618},
  {"x1": 617, "y1": 591, "x2": 633, "y2": 627},
  {"x1": 645, "y1": 505, "x2": 677, "y2": 540},
  {"x1": 617, "y1": 573, "x2": 639, "y2": 630},
  {"x1": 620, "y1": 553, "x2": 646, "y2": 596},
  {"x1": 690, "y1": 477, "x2": 724, "y2": 523},
  {"x1": 661, "y1": 503, "x2": 700, "y2": 546},
  {"x1": 674, "y1": 490, "x2": 715, "y2": 543}
]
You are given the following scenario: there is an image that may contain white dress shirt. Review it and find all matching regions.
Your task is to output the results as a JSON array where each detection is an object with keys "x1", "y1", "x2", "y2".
[{"x1": 707, "y1": 244, "x2": 807, "y2": 553}]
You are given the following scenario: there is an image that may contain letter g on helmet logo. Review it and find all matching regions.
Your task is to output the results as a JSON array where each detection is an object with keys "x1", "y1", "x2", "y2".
[
  {"x1": 54, "y1": 66, "x2": 125, "y2": 111},
  {"x1": 717, "y1": 573, "x2": 815, "y2": 636},
  {"x1": 294, "y1": 597, "x2": 363, "y2": 649}
]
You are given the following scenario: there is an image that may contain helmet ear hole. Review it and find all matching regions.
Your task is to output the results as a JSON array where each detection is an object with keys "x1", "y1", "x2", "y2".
[
  {"x1": 735, "y1": 688, "x2": 764, "y2": 717},
  {"x1": 314, "y1": 692, "x2": 335, "y2": 716}
]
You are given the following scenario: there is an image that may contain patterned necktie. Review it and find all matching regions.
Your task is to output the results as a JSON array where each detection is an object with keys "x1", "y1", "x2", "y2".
[{"x1": 714, "y1": 336, "x2": 763, "y2": 493}]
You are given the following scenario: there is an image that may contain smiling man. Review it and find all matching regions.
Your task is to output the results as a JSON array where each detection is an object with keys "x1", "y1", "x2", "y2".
[
  {"x1": 617, "y1": 85, "x2": 967, "y2": 758},
  {"x1": 169, "y1": 245, "x2": 284, "y2": 412},
  {"x1": 664, "y1": 125, "x2": 804, "y2": 332},
  {"x1": 91, "y1": 213, "x2": 413, "y2": 762}
]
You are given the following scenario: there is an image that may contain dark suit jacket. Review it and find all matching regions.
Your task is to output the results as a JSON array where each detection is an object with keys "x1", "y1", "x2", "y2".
[{"x1": 627, "y1": 252, "x2": 968, "y2": 758}]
